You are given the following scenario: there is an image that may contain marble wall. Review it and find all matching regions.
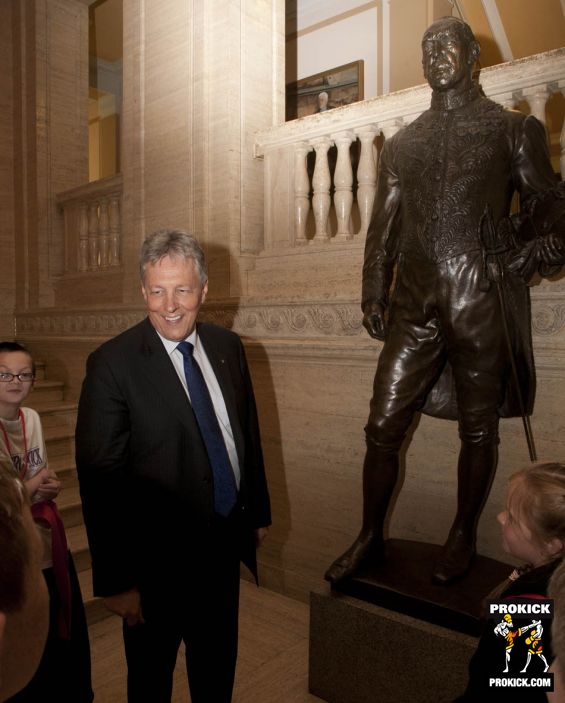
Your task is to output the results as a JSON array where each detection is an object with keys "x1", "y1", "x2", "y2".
[{"x1": 0, "y1": 0, "x2": 15, "y2": 340}]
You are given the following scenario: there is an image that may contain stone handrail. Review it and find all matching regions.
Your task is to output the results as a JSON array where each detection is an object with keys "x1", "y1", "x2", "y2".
[
  {"x1": 56, "y1": 174, "x2": 123, "y2": 273},
  {"x1": 254, "y1": 48, "x2": 565, "y2": 252}
]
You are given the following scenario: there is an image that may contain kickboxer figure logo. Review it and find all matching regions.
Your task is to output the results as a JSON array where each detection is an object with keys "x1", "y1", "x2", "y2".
[
  {"x1": 521, "y1": 621, "x2": 550, "y2": 673},
  {"x1": 493, "y1": 614, "x2": 541, "y2": 673}
]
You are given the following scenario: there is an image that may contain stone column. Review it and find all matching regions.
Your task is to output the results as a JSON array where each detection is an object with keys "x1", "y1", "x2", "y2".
[{"x1": 121, "y1": 0, "x2": 285, "y2": 302}]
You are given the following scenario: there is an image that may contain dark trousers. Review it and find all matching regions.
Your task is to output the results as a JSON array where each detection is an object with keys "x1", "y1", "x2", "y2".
[
  {"x1": 123, "y1": 515, "x2": 243, "y2": 703},
  {"x1": 7, "y1": 553, "x2": 94, "y2": 703}
]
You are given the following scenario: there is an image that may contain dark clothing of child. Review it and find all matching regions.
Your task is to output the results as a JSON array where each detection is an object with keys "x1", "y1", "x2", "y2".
[
  {"x1": 455, "y1": 559, "x2": 561, "y2": 701},
  {"x1": 6, "y1": 553, "x2": 94, "y2": 703}
]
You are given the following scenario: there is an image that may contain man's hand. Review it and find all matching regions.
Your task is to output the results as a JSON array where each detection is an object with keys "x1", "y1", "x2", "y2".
[
  {"x1": 255, "y1": 526, "x2": 269, "y2": 548},
  {"x1": 103, "y1": 588, "x2": 145, "y2": 627},
  {"x1": 362, "y1": 300, "x2": 387, "y2": 340}
]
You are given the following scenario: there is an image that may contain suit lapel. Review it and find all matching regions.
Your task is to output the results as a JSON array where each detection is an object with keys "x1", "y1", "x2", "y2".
[{"x1": 137, "y1": 319, "x2": 200, "y2": 433}]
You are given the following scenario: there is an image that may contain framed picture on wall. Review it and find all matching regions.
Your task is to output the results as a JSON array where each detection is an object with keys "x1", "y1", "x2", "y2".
[{"x1": 285, "y1": 60, "x2": 364, "y2": 121}]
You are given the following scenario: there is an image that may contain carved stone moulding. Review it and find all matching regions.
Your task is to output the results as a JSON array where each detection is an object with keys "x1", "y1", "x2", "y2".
[
  {"x1": 531, "y1": 298, "x2": 565, "y2": 337},
  {"x1": 13, "y1": 293, "x2": 565, "y2": 345},
  {"x1": 201, "y1": 300, "x2": 365, "y2": 338},
  {"x1": 15, "y1": 301, "x2": 366, "y2": 340},
  {"x1": 15, "y1": 308, "x2": 146, "y2": 339}
]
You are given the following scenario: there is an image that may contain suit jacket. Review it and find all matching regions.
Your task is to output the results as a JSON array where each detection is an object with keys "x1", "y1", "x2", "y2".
[{"x1": 75, "y1": 318, "x2": 271, "y2": 598}]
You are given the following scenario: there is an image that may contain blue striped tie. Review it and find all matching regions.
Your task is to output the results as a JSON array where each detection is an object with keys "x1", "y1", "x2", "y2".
[{"x1": 177, "y1": 341, "x2": 237, "y2": 517}]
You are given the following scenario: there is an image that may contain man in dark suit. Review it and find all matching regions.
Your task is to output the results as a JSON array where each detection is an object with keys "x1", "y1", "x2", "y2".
[{"x1": 75, "y1": 229, "x2": 271, "y2": 703}]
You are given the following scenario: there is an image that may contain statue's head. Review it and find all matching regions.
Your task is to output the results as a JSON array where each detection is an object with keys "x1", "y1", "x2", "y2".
[{"x1": 422, "y1": 16, "x2": 480, "y2": 92}]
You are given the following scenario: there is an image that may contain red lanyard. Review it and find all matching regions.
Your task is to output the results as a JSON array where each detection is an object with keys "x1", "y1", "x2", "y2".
[{"x1": 0, "y1": 409, "x2": 29, "y2": 480}]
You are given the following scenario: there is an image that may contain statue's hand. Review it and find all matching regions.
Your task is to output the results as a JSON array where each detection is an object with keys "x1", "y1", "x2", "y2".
[
  {"x1": 362, "y1": 301, "x2": 386, "y2": 340},
  {"x1": 509, "y1": 183, "x2": 565, "y2": 280},
  {"x1": 507, "y1": 231, "x2": 565, "y2": 282},
  {"x1": 506, "y1": 239, "x2": 537, "y2": 282},
  {"x1": 538, "y1": 231, "x2": 565, "y2": 269}
]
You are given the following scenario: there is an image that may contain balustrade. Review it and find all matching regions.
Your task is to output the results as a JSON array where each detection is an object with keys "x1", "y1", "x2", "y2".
[
  {"x1": 255, "y1": 48, "x2": 565, "y2": 252},
  {"x1": 56, "y1": 174, "x2": 123, "y2": 273}
]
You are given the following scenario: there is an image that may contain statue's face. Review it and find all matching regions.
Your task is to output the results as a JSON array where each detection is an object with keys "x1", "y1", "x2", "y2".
[{"x1": 422, "y1": 21, "x2": 474, "y2": 92}]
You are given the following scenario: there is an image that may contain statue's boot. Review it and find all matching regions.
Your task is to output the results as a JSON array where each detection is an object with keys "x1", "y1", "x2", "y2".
[
  {"x1": 432, "y1": 524, "x2": 476, "y2": 586},
  {"x1": 432, "y1": 440, "x2": 498, "y2": 585},
  {"x1": 324, "y1": 442, "x2": 399, "y2": 583}
]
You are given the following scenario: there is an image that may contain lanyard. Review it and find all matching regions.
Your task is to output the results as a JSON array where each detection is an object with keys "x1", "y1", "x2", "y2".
[{"x1": 0, "y1": 409, "x2": 29, "y2": 480}]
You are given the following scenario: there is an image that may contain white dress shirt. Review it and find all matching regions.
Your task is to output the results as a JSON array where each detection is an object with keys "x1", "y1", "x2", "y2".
[{"x1": 157, "y1": 330, "x2": 241, "y2": 489}]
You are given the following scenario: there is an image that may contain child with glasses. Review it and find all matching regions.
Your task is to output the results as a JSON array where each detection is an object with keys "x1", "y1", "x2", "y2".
[{"x1": 0, "y1": 341, "x2": 93, "y2": 703}]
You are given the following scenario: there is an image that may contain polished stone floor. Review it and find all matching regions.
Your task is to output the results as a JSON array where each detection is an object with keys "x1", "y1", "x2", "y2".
[{"x1": 89, "y1": 579, "x2": 324, "y2": 702}]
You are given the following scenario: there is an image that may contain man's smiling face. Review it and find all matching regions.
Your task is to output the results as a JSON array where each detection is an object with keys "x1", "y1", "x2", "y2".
[{"x1": 141, "y1": 255, "x2": 208, "y2": 342}]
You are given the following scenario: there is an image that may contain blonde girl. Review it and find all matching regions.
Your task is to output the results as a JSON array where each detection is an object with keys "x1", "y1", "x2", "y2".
[{"x1": 456, "y1": 461, "x2": 565, "y2": 701}]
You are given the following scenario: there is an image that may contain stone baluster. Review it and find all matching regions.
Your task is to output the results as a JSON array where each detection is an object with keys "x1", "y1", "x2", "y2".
[
  {"x1": 355, "y1": 126, "x2": 379, "y2": 237},
  {"x1": 78, "y1": 202, "x2": 89, "y2": 272},
  {"x1": 522, "y1": 87, "x2": 549, "y2": 125},
  {"x1": 88, "y1": 201, "x2": 99, "y2": 269},
  {"x1": 109, "y1": 194, "x2": 121, "y2": 265},
  {"x1": 294, "y1": 142, "x2": 312, "y2": 246},
  {"x1": 331, "y1": 130, "x2": 355, "y2": 241},
  {"x1": 495, "y1": 92, "x2": 517, "y2": 109},
  {"x1": 355, "y1": 121, "x2": 399, "y2": 247},
  {"x1": 311, "y1": 137, "x2": 332, "y2": 242},
  {"x1": 98, "y1": 198, "x2": 110, "y2": 268},
  {"x1": 381, "y1": 120, "x2": 403, "y2": 140}
]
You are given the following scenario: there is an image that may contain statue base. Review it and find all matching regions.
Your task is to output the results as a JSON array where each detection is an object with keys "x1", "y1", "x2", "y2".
[
  {"x1": 308, "y1": 539, "x2": 513, "y2": 703},
  {"x1": 332, "y1": 537, "x2": 513, "y2": 636}
]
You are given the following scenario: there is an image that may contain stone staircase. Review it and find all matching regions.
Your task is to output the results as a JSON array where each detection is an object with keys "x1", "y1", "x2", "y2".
[{"x1": 27, "y1": 362, "x2": 108, "y2": 625}]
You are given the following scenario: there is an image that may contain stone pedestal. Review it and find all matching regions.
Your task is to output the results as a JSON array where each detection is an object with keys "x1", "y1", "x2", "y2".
[{"x1": 308, "y1": 539, "x2": 513, "y2": 703}]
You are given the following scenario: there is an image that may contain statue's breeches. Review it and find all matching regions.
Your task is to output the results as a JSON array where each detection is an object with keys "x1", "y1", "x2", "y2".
[{"x1": 365, "y1": 251, "x2": 505, "y2": 449}]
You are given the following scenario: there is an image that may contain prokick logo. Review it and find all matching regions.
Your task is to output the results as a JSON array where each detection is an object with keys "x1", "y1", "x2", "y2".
[{"x1": 485, "y1": 598, "x2": 554, "y2": 693}]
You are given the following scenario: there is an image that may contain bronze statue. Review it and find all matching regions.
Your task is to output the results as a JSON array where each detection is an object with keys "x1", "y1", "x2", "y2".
[{"x1": 325, "y1": 16, "x2": 565, "y2": 586}]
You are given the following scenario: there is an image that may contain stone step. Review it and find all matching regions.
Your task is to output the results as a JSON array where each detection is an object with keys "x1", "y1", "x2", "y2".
[
  {"x1": 28, "y1": 379, "x2": 65, "y2": 404},
  {"x1": 58, "y1": 495, "x2": 84, "y2": 529},
  {"x1": 61, "y1": 510, "x2": 108, "y2": 626},
  {"x1": 52, "y1": 476, "x2": 108, "y2": 625},
  {"x1": 66, "y1": 522, "x2": 91, "y2": 573},
  {"x1": 78, "y1": 568, "x2": 108, "y2": 626},
  {"x1": 29, "y1": 401, "x2": 77, "y2": 430},
  {"x1": 57, "y1": 481, "x2": 81, "y2": 510},
  {"x1": 34, "y1": 360, "x2": 46, "y2": 381},
  {"x1": 52, "y1": 460, "x2": 78, "y2": 491},
  {"x1": 61, "y1": 507, "x2": 109, "y2": 626},
  {"x1": 43, "y1": 424, "x2": 75, "y2": 460}
]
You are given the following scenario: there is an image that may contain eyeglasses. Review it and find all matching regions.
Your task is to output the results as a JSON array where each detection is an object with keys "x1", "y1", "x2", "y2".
[{"x1": 0, "y1": 372, "x2": 35, "y2": 383}]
